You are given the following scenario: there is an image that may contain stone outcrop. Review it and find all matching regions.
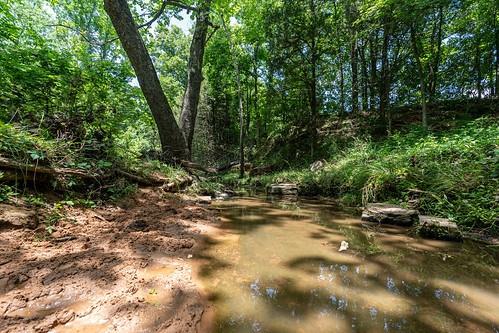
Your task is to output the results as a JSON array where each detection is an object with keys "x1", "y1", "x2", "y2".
[
  {"x1": 361, "y1": 203, "x2": 418, "y2": 226},
  {"x1": 417, "y1": 215, "x2": 462, "y2": 241},
  {"x1": 267, "y1": 183, "x2": 298, "y2": 197}
]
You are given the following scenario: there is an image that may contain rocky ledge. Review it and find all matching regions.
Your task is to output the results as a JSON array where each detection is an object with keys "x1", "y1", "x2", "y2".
[{"x1": 361, "y1": 203, "x2": 418, "y2": 226}]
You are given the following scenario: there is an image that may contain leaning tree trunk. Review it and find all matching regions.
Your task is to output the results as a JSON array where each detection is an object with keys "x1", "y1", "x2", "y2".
[
  {"x1": 179, "y1": 0, "x2": 212, "y2": 157},
  {"x1": 104, "y1": 0, "x2": 189, "y2": 160}
]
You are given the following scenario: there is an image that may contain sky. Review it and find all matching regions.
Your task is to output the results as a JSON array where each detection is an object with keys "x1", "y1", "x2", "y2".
[{"x1": 170, "y1": 10, "x2": 194, "y2": 34}]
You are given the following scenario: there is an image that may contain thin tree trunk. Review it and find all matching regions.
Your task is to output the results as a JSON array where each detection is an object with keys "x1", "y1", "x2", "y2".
[
  {"x1": 379, "y1": 24, "x2": 390, "y2": 125},
  {"x1": 495, "y1": 2, "x2": 499, "y2": 97},
  {"x1": 360, "y1": 40, "x2": 369, "y2": 112},
  {"x1": 104, "y1": 0, "x2": 188, "y2": 160},
  {"x1": 310, "y1": 57, "x2": 318, "y2": 158},
  {"x1": 347, "y1": 0, "x2": 358, "y2": 114},
  {"x1": 221, "y1": 16, "x2": 245, "y2": 178},
  {"x1": 340, "y1": 61, "x2": 345, "y2": 114},
  {"x1": 350, "y1": 38, "x2": 359, "y2": 113},
  {"x1": 429, "y1": 5, "x2": 443, "y2": 101},
  {"x1": 309, "y1": 0, "x2": 318, "y2": 158},
  {"x1": 475, "y1": 38, "x2": 482, "y2": 99},
  {"x1": 245, "y1": 85, "x2": 250, "y2": 137},
  {"x1": 369, "y1": 34, "x2": 378, "y2": 112},
  {"x1": 410, "y1": 25, "x2": 428, "y2": 129},
  {"x1": 179, "y1": 0, "x2": 212, "y2": 157},
  {"x1": 253, "y1": 45, "x2": 260, "y2": 144}
]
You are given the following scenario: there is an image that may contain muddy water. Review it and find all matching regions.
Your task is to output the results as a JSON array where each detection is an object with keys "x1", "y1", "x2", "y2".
[{"x1": 198, "y1": 197, "x2": 499, "y2": 333}]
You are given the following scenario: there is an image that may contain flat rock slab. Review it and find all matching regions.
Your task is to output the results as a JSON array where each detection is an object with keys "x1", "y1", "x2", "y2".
[
  {"x1": 417, "y1": 215, "x2": 462, "y2": 241},
  {"x1": 267, "y1": 183, "x2": 298, "y2": 196},
  {"x1": 361, "y1": 203, "x2": 418, "y2": 226}
]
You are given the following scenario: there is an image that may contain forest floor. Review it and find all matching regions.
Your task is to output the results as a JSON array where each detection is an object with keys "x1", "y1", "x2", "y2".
[{"x1": 0, "y1": 188, "x2": 218, "y2": 333}]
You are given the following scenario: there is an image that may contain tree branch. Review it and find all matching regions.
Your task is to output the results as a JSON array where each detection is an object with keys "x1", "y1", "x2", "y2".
[
  {"x1": 48, "y1": 0, "x2": 198, "y2": 47},
  {"x1": 138, "y1": 0, "x2": 197, "y2": 30},
  {"x1": 205, "y1": 22, "x2": 219, "y2": 44}
]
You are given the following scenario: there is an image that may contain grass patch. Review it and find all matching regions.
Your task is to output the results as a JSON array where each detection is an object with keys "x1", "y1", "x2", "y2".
[{"x1": 218, "y1": 117, "x2": 498, "y2": 231}]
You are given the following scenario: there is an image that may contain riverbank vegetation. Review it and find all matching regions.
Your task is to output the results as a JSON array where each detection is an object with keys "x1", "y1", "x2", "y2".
[
  {"x1": 219, "y1": 117, "x2": 498, "y2": 230},
  {"x1": 1, "y1": 0, "x2": 498, "y2": 233}
]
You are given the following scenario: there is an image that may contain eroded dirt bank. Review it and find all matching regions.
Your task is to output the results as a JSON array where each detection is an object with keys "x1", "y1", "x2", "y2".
[{"x1": 0, "y1": 188, "x2": 219, "y2": 333}]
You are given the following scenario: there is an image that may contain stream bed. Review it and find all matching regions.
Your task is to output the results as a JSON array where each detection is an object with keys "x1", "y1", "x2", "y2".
[{"x1": 197, "y1": 197, "x2": 499, "y2": 333}]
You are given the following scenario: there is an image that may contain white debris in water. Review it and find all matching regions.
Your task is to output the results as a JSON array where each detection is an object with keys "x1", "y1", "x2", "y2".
[
  {"x1": 187, "y1": 254, "x2": 193, "y2": 259},
  {"x1": 338, "y1": 241, "x2": 349, "y2": 252}
]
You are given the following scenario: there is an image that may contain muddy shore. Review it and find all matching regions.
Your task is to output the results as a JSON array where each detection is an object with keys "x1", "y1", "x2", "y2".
[{"x1": 0, "y1": 188, "x2": 219, "y2": 333}]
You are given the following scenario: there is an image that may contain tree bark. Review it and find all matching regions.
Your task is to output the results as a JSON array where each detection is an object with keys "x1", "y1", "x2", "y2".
[
  {"x1": 179, "y1": 0, "x2": 212, "y2": 157},
  {"x1": 104, "y1": 0, "x2": 188, "y2": 160}
]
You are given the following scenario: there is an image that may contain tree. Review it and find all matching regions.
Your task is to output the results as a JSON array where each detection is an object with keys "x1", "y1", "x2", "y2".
[
  {"x1": 179, "y1": 0, "x2": 213, "y2": 157},
  {"x1": 104, "y1": 0, "x2": 189, "y2": 160}
]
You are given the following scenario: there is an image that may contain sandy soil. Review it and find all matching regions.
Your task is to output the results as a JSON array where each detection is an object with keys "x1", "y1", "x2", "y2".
[{"x1": 0, "y1": 188, "x2": 219, "y2": 333}]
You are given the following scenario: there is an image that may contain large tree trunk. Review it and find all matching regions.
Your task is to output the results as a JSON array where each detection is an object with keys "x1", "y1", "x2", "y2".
[
  {"x1": 179, "y1": 0, "x2": 212, "y2": 157},
  {"x1": 104, "y1": 0, "x2": 188, "y2": 160}
]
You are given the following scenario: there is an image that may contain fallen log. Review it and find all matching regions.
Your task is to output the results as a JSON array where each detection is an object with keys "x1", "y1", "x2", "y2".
[
  {"x1": 0, "y1": 156, "x2": 188, "y2": 190},
  {"x1": 249, "y1": 164, "x2": 277, "y2": 176},
  {"x1": 177, "y1": 160, "x2": 217, "y2": 174},
  {"x1": 0, "y1": 156, "x2": 98, "y2": 179},
  {"x1": 161, "y1": 176, "x2": 193, "y2": 192},
  {"x1": 216, "y1": 161, "x2": 239, "y2": 173},
  {"x1": 115, "y1": 169, "x2": 163, "y2": 186}
]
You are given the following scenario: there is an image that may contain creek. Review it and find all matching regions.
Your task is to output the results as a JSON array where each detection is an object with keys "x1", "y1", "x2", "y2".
[{"x1": 197, "y1": 197, "x2": 499, "y2": 333}]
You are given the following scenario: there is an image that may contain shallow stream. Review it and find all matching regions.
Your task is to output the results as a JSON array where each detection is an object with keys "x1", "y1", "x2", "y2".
[{"x1": 198, "y1": 197, "x2": 499, "y2": 333}]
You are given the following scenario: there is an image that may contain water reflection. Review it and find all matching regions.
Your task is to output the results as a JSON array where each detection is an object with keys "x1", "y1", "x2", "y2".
[{"x1": 198, "y1": 198, "x2": 499, "y2": 333}]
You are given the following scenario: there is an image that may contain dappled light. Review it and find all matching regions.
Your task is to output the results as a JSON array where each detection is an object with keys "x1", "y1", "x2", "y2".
[{"x1": 198, "y1": 198, "x2": 499, "y2": 333}]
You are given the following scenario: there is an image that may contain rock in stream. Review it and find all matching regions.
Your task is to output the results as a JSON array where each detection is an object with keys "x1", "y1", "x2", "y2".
[
  {"x1": 416, "y1": 215, "x2": 462, "y2": 241},
  {"x1": 361, "y1": 203, "x2": 418, "y2": 226}
]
